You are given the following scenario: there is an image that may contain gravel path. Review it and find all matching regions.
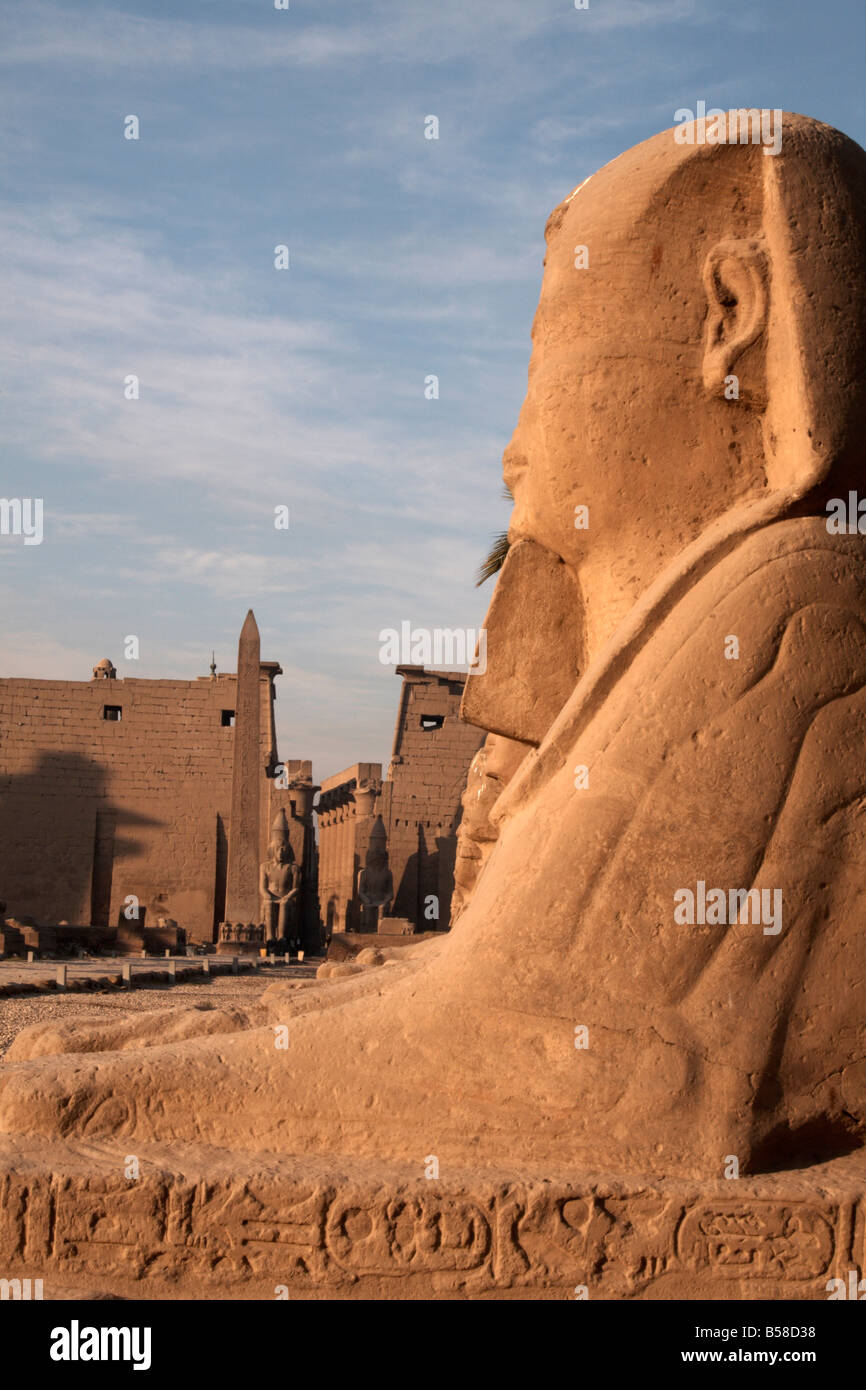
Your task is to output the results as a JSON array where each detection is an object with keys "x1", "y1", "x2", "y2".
[{"x1": 0, "y1": 968, "x2": 315, "y2": 1058}]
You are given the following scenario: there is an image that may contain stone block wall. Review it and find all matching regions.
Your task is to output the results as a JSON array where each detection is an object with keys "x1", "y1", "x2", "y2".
[
  {"x1": 384, "y1": 667, "x2": 485, "y2": 928},
  {"x1": 317, "y1": 763, "x2": 381, "y2": 934},
  {"x1": 0, "y1": 665, "x2": 289, "y2": 941},
  {"x1": 316, "y1": 668, "x2": 484, "y2": 934}
]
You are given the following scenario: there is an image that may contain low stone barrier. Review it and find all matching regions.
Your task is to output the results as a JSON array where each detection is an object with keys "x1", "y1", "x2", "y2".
[{"x1": 0, "y1": 959, "x2": 262, "y2": 999}]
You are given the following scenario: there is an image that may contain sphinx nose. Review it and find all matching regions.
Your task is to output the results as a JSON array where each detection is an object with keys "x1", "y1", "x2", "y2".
[
  {"x1": 502, "y1": 441, "x2": 527, "y2": 495},
  {"x1": 503, "y1": 386, "x2": 538, "y2": 493},
  {"x1": 502, "y1": 434, "x2": 533, "y2": 544}
]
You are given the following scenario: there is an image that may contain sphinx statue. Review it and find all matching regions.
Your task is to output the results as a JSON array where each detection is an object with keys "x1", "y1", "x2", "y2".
[
  {"x1": 4, "y1": 113, "x2": 866, "y2": 1198},
  {"x1": 450, "y1": 733, "x2": 529, "y2": 922}
]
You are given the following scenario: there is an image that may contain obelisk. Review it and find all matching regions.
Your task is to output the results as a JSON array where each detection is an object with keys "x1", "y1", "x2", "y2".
[{"x1": 224, "y1": 609, "x2": 261, "y2": 924}]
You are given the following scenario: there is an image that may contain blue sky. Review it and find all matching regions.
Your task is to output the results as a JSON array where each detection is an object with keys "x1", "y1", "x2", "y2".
[{"x1": 1, "y1": 0, "x2": 864, "y2": 780}]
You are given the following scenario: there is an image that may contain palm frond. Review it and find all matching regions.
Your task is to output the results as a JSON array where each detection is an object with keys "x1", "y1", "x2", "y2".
[{"x1": 476, "y1": 531, "x2": 510, "y2": 587}]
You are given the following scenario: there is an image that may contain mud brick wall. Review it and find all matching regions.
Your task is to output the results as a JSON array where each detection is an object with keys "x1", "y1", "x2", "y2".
[{"x1": 0, "y1": 669, "x2": 281, "y2": 941}]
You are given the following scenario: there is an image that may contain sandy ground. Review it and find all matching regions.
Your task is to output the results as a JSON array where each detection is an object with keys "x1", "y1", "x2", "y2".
[{"x1": 0, "y1": 967, "x2": 317, "y2": 1058}]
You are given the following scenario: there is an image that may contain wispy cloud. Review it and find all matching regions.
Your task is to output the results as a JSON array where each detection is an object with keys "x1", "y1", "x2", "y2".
[
  {"x1": 1, "y1": 0, "x2": 705, "y2": 74},
  {"x1": 1, "y1": 4, "x2": 364, "y2": 70}
]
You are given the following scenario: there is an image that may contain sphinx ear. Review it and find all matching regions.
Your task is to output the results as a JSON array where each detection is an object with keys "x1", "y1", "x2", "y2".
[{"x1": 702, "y1": 239, "x2": 768, "y2": 396}]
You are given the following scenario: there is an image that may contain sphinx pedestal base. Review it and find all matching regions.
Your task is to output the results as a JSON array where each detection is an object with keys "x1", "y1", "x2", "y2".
[{"x1": 0, "y1": 1139, "x2": 860, "y2": 1300}]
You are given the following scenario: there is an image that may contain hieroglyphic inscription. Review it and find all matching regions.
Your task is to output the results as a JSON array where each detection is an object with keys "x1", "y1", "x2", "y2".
[
  {"x1": 0, "y1": 1165, "x2": 850, "y2": 1297},
  {"x1": 325, "y1": 1192, "x2": 491, "y2": 1276},
  {"x1": 678, "y1": 1202, "x2": 835, "y2": 1280}
]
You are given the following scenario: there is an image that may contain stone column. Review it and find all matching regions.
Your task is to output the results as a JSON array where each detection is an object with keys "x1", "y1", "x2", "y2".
[
  {"x1": 224, "y1": 610, "x2": 261, "y2": 924},
  {"x1": 318, "y1": 806, "x2": 331, "y2": 920},
  {"x1": 353, "y1": 781, "x2": 379, "y2": 934},
  {"x1": 337, "y1": 804, "x2": 348, "y2": 928}
]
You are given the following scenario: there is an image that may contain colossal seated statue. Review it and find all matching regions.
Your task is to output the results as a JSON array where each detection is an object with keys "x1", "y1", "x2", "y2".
[
  {"x1": 3, "y1": 113, "x2": 866, "y2": 1195},
  {"x1": 259, "y1": 810, "x2": 301, "y2": 942},
  {"x1": 357, "y1": 818, "x2": 394, "y2": 931}
]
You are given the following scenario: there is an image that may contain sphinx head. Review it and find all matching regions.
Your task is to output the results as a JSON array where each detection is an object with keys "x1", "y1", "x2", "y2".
[{"x1": 465, "y1": 114, "x2": 866, "y2": 744}]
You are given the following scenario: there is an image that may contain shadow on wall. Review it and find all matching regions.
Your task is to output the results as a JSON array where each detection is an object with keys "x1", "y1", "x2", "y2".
[
  {"x1": 393, "y1": 802, "x2": 465, "y2": 930},
  {"x1": 0, "y1": 752, "x2": 159, "y2": 926}
]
